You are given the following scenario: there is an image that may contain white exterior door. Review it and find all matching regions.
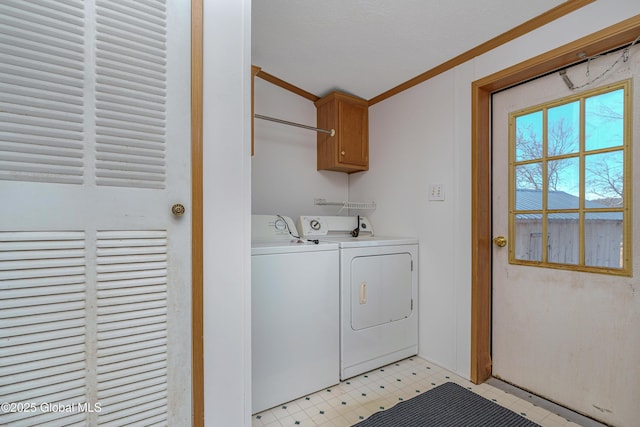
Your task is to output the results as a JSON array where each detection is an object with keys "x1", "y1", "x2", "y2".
[
  {"x1": 0, "y1": 1, "x2": 191, "y2": 425},
  {"x1": 491, "y1": 45, "x2": 640, "y2": 427}
]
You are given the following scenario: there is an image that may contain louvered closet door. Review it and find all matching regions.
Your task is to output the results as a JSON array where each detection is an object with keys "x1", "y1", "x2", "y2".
[{"x1": 0, "y1": 1, "x2": 192, "y2": 426}]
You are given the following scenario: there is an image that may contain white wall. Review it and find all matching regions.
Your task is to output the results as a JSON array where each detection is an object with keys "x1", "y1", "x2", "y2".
[
  {"x1": 202, "y1": 0, "x2": 252, "y2": 426},
  {"x1": 252, "y1": 79, "x2": 348, "y2": 220}
]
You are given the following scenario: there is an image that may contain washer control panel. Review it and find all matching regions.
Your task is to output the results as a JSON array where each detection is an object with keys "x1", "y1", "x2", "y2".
[
  {"x1": 297, "y1": 216, "x2": 329, "y2": 237},
  {"x1": 297, "y1": 216, "x2": 374, "y2": 238},
  {"x1": 252, "y1": 215, "x2": 297, "y2": 241}
]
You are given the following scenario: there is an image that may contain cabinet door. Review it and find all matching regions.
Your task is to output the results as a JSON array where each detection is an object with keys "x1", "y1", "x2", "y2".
[
  {"x1": 316, "y1": 91, "x2": 368, "y2": 173},
  {"x1": 338, "y1": 100, "x2": 368, "y2": 168}
]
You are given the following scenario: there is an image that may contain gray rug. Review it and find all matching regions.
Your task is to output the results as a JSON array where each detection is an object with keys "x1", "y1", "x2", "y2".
[{"x1": 352, "y1": 382, "x2": 542, "y2": 427}]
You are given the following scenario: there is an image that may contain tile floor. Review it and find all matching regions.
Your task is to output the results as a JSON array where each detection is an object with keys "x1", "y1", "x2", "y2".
[{"x1": 251, "y1": 357, "x2": 591, "y2": 427}]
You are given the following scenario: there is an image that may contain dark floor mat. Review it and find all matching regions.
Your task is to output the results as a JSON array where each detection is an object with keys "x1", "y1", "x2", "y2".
[{"x1": 352, "y1": 382, "x2": 541, "y2": 427}]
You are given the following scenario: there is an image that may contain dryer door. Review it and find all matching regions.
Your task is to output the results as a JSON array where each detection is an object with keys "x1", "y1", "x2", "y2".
[{"x1": 350, "y1": 252, "x2": 413, "y2": 330}]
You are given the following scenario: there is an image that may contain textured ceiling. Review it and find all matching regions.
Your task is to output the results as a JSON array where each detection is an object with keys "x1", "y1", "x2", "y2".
[{"x1": 252, "y1": 0, "x2": 567, "y2": 100}]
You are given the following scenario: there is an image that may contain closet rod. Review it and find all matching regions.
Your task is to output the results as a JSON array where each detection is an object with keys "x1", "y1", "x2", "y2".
[{"x1": 255, "y1": 114, "x2": 335, "y2": 136}]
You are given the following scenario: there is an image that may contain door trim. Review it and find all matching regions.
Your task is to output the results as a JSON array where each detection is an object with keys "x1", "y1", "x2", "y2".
[
  {"x1": 192, "y1": 0, "x2": 204, "y2": 424},
  {"x1": 470, "y1": 14, "x2": 640, "y2": 384}
]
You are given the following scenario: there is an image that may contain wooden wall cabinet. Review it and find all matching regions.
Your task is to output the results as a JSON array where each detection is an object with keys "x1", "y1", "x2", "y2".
[{"x1": 315, "y1": 91, "x2": 368, "y2": 173}]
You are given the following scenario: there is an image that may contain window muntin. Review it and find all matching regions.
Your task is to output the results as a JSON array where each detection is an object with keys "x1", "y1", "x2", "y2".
[{"x1": 509, "y1": 80, "x2": 631, "y2": 275}]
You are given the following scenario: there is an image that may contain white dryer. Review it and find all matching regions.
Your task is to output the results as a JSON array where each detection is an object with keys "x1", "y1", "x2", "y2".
[
  {"x1": 251, "y1": 215, "x2": 339, "y2": 413},
  {"x1": 298, "y1": 215, "x2": 418, "y2": 380}
]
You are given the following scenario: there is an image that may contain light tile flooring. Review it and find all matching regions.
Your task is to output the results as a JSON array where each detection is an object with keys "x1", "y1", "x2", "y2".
[{"x1": 252, "y1": 357, "x2": 591, "y2": 427}]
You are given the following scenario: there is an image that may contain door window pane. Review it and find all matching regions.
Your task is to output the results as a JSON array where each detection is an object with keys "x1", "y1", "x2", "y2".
[
  {"x1": 547, "y1": 213, "x2": 579, "y2": 265},
  {"x1": 515, "y1": 111, "x2": 543, "y2": 161},
  {"x1": 514, "y1": 214, "x2": 542, "y2": 262},
  {"x1": 585, "y1": 89, "x2": 624, "y2": 151},
  {"x1": 548, "y1": 156, "x2": 579, "y2": 205},
  {"x1": 548, "y1": 101, "x2": 580, "y2": 155},
  {"x1": 515, "y1": 187, "x2": 542, "y2": 211},
  {"x1": 516, "y1": 162, "x2": 543, "y2": 193},
  {"x1": 585, "y1": 150, "x2": 624, "y2": 206},
  {"x1": 584, "y1": 212, "x2": 623, "y2": 268}
]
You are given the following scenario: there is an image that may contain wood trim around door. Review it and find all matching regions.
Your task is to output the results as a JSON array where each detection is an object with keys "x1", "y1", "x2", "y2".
[
  {"x1": 191, "y1": 0, "x2": 204, "y2": 424},
  {"x1": 470, "y1": 14, "x2": 640, "y2": 384}
]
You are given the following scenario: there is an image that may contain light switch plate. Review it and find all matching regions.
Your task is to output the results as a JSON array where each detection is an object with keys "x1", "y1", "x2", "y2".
[{"x1": 429, "y1": 184, "x2": 445, "y2": 201}]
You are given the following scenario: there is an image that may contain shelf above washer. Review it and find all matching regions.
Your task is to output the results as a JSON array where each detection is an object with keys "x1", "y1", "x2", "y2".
[{"x1": 314, "y1": 198, "x2": 376, "y2": 214}]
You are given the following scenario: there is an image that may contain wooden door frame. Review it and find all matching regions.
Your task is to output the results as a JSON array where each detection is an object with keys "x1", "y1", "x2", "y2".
[
  {"x1": 191, "y1": 0, "x2": 204, "y2": 425},
  {"x1": 470, "y1": 14, "x2": 640, "y2": 384}
]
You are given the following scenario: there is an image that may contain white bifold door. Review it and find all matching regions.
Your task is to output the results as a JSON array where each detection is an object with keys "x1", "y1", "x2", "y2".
[{"x1": 0, "y1": 1, "x2": 192, "y2": 425}]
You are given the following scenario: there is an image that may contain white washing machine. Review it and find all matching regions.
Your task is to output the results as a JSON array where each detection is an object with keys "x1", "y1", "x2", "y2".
[
  {"x1": 297, "y1": 215, "x2": 418, "y2": 380},
  {"x1": 251, "y1": 215, "x2": 339, "y2": 414}
]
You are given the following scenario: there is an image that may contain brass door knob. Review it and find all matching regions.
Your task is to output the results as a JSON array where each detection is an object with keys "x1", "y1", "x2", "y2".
[
  {"x1": 341, "y1": 151, "x2": 346, "y2": 156},
  {"x1": 171, "y1": 203, "x2": 185, "y2": 217},
  {"x1": 493, "y1": 236, "x2": 507, "y2": 247}
]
